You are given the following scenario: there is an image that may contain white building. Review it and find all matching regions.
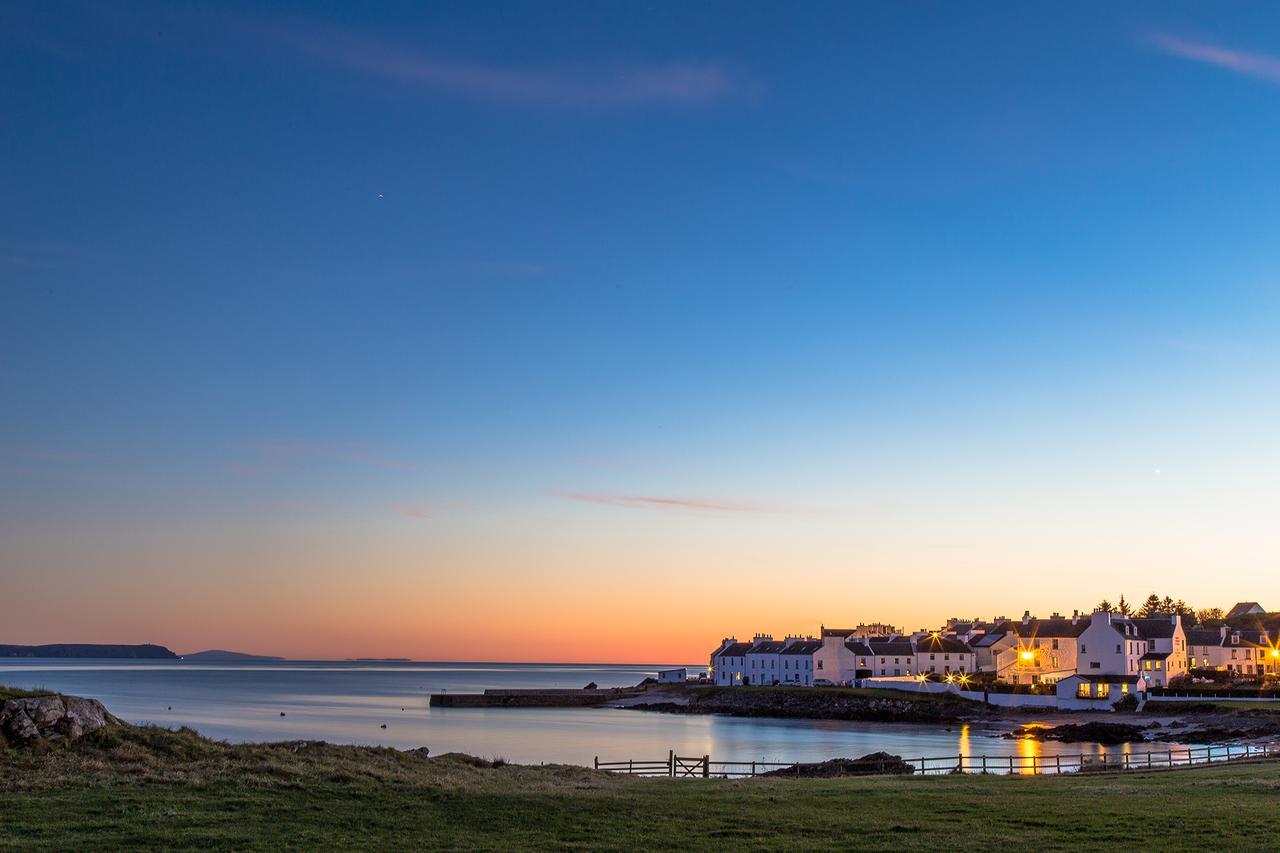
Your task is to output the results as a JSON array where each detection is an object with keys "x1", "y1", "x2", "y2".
[
  {"x1": 1077, "y1": 611, "x2": 1148, "y2": 677},
  {"x1": 657, "y1": 667, "x2": 687, "y2": 684},
  {"x1": 777, "y1": 639, "x2": 823, "y2": 685},
  {"x1": 1133, "y1": 615, "x2": 1188, "y2": 687},
  {"x1": 710, "y1": 638, "x2": 752, "y2": 686},
  {"x1": 1186, "y1": 626, "x2": 1277, "y2": 676},
  {"x1": 745, "y1": 635, "x2": 788, "y2": 686},
  {"x1": 914, "y1": 634, "x2": 976, "y2": 677},
  {"x1": 1055, "y1": 674, "x2": 1144, "y2": 711}
]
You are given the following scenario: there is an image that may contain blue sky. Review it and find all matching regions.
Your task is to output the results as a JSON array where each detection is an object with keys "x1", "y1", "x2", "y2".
[{"x1": 3, "y1": 2, "x2": 1279, "y2": 658}]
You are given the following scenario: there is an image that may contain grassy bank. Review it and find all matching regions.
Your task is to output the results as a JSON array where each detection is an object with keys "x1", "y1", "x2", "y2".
[{"x1": 3, "y1": 725, "x2": 1280, "y2": 850}]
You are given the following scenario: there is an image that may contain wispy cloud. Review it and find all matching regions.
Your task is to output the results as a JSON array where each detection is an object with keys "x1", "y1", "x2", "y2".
[
  {"x1": 1150, "y1": 32, "x2": 1280, "y2": 85},
  {"x1": 551, "y1": 492, "x2": 789, "y2": 515},
  {"x1": 230, "y1": 442, "x2": 427, "y2": 475},
  {"x1": 272, "y1": 25, "x2": 737, "y2": 107}
]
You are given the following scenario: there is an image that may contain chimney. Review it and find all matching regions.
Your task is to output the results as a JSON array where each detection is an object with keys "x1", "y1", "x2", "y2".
[
  {"x1": 1170, "y1": 613, "x2": 1177, "y2": 625},
  {"x1": 1022, "y1": 610, "x2": 1032, "y2": 624}
]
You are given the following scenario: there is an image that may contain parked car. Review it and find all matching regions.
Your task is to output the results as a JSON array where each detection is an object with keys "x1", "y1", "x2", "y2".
[{"x1": 813, "y1": 678, "x2": 836, "y2": 687}]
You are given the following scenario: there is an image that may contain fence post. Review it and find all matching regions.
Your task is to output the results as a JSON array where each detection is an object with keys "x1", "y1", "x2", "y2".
[
  {"x1": 1055, "y1": 754, "x2": 1061, "y2": 774},
  {"x1": 751, "y1": 760, "x2": 756, "y2": 777},
  {"x1": 957, "y1": 753, "x2": 963, "y2": 773},
  {"x1": 594, "y1": 756, "x2": 598, "y2": 770},
  {"x1": 981, "y1": 755, "x2": 987, "y2": 774},
  {"x1": 629, "y1": 759, "x2": 633, "y2": 775},
  {"x1": 1123, "y1": 753, "x2": 1130, "y2": 771},
  {"x1": 703, "y1": 755, "x2": 710, "y2": 779},
  {"x1": 1031, "y1": 755, "x2": 1037, "y2": 775},
  {"x1": 1166, "y1": 749, "x2": 1172, "y2": 767},
  {"x1": 1009, "y1": 755, "x2": 1014, "y2": 774},
  {"x1": 668, "y1": 749, "x2": 674, "y2": 778}
]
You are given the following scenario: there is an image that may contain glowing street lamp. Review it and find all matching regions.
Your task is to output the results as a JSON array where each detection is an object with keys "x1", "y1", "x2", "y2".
[{"x1": 1019, "y1": 650, "x2": 1035, "y2": 662}]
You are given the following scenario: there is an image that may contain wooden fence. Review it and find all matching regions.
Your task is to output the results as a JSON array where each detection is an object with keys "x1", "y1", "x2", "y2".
[{"x1": 595, "y1": 742, "x2": 1279, "y2": 778}]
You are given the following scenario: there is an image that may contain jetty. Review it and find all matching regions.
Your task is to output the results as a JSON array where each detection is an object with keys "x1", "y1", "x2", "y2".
[{"x1": 429, "y1": 687, "x2": 646, "y2": 708}]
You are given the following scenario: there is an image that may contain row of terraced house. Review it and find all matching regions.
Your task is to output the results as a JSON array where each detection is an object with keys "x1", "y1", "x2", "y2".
[{"x1": 711, "y1": 602, "x2": 1279, "y2": 692}]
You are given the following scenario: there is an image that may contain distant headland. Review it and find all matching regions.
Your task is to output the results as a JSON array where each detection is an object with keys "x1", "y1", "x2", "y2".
[
  {"x1": 181, "y1": 650, "x2": 284, "y2": 661},
  {"x1": 0, "y1": 644, "x2": 178, "y2": 659}
]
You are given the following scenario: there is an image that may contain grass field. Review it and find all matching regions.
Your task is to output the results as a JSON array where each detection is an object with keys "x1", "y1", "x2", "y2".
[{"x1": 3, "y1": 725, "x2": 1280, "y2": 851}]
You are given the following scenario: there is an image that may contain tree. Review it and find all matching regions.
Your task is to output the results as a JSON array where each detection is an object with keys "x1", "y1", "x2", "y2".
[
  {"x1": 1138, "y1": 594, "x2": 1162, "y2": 617},
  {"x1": 1160, "y1": 595, "x2": 1176, "y2": 613},
  {"x1": 1096, "y1": 599, "x2": 1113, "y2": 613},
  {"x1": 1197, "y1": 607, "x2": 1225, "y2": 625},
  {"x1": 1117, "y1": 594, "x2": 1132, "y2": 616}
]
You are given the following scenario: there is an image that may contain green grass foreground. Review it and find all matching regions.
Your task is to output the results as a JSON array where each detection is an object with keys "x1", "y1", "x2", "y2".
[{"x1": 3, "y1": 725, "x2": 1280, "y2": 851}]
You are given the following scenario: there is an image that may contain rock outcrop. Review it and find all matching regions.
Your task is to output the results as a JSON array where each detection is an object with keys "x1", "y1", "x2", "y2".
[
  {"x1": 0, "y1": 694, "x2": 122, "y2": 746},
  {"x1": 626, "y1": 687, "x2": 977, "y2": 723},
  {"x1": 761, "y1": 751, "x2": 917, "y2": 777}
]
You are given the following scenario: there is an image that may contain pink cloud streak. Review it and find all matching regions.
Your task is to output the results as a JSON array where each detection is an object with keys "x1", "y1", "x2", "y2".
[
  {"x1": 551, "y1": 492, "x2": 787, "y2": 515},
  {"x1": 277, "y1": 27, "x2": 734, "y2": 106},
  {"x1": 1151, "y1": 33, "x2": 1280, "y2": 84}
]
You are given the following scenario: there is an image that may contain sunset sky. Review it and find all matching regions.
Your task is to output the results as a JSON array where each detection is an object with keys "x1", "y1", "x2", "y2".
[{"x1": 3, "y1": 2, "x2": 1279, "y2": 663}]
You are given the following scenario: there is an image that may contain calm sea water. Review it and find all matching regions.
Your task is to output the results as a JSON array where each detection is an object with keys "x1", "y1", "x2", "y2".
[{"x1": 0, "y1": 659, "x2": 1186, "y2": 766}]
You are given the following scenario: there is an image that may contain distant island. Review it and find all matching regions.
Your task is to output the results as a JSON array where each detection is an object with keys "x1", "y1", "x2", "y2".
[
  {"x1": 348, "y1": 658, "x2": 412, "y2": 662},
  {"x1": 0, "y1": 643, "x2": 178, "y2": 659},
  {"x1": 181, "y1": 650, "x2": 284, "y2": 661}
]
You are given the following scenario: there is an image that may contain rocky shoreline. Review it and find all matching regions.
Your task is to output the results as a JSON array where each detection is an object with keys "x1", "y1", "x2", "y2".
[
  {"x1": 0, "y1": 693, "x2": 123, "y2": 746},
  {"x1": 1005, "y1": 715, "x2": 1280, "y2": 745},
  {"x1": 616, "y1": 686, "x2": 982, "y2": 723}
]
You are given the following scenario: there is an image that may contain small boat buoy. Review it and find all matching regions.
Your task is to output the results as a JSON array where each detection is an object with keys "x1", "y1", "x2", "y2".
[
  {"x1": 280, "y1": 712, "x2": 286, "y2": 717},
  {"x1": 380, "y1": 723, "x2": 387, "y2": 729},
  {"x1": 167, "y1": 706, "x2": 172, "y2": 711}
]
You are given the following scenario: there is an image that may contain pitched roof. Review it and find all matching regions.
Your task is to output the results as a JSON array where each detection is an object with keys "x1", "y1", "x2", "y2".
[
  {"x1": 914, "y1": 635, "x2": 973, "y2": 655},
  {"x1": 1226, "y1": 602, "x2": 1265, "y2": 619},
  {"x1": 867, "y1": 639, "x2": 915, "y2": 657},
  {"x1": 779, "y1": 640, "x2": 823, "y2": 656},
  {"x1": 712, "y1": 642, "x2": 753, "y2": 658},
  {"x1": 1133, "y1": 617, "x2": 1178, "y2": 639},
  {"x1": 748, "y1": 641, "x2": 788, "y2": 654},
  {"x1": 846, "y1": 641, "x2": 874, "y2": 657},
  {"x1": 1186, "y1": 629, "x2": 1225, "y2": 647},
  {"x1": 1140, "y1": 651, "x2": 1173, "y2": 661},
  {"x1": 1002, "y1": 618, "x2": 1087, "y2": 639},
  {"x1": 821, "y1": 627, "x2": 857, "y2": 638},
  {"x1": 972, "y1": 633, "x2": 1008, "y2": 648}
]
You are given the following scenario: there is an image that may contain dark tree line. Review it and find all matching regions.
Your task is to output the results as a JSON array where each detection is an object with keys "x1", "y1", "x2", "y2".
[{"x1": 1092, "y1": 594, "x2": 1215, "y2": 625}]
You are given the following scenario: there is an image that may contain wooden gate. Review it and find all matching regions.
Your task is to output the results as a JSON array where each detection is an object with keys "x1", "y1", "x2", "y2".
[{"x1": 673, "y1": 753, "x2": 710, "y2": 778}]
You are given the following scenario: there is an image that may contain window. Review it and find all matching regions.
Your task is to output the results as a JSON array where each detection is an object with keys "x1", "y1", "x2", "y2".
[
  {"x1": 1076, "y1": 683, "x2": 1092, "y2": 698},
  {"x1": 1052, "y1": 639, "x2": 1059, "y2": 650},
  {"x1": 1116, "y1": 644, "x2": 1122, "y2": 655},
  {"x1": 1081, "y1": 644, "x2": 1087, "y2": 654},
  {"x1": 1090, "y1": 662, "x2": 1100, "y2": 669},
  {"x1": 817, "y1": 660, "x2": 823, "y2": 670},
  {"x1": 1096, "y1": 683, "x2": 1110, "y2": 699}
]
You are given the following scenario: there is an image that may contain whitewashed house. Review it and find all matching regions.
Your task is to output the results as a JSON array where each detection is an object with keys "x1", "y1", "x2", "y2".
[
  {"x1": 745, "y1": 635, "x2": 787, "y2": 686},
  {"x1": 1055, "y1": 674, "x2": 1144, "y2": 711},
  {"x1": 710, "y1": 638, "x2": 752, "y2": 686},
  {"x1": 913, "y1": 634, "x2": 975, "y2": 677},
  {"x1": 1186, "y1": 626, "x2": 1275, "y2": 676},
  {"x1": 1133, "y1": 615, "x2": 1189, "y2": 687},
  {"x1": 867, "y1": 638, "x2": 915, "y2": 677},
  {"x1": 777, "y1": 639, "x2": 823, "y2": 685},
  {"x1": 657, "y1": 667, "x2": 687, "y2": 684},
  {"x1": 992, "y1": 613, "x2": 1087, "y2": 685},
  {"x1": 812, "y1": 634, "x2": 857, "y2": 684},
  {"x1": 1077, "y1": 611, "x2": 1147, "y2": 677}
]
